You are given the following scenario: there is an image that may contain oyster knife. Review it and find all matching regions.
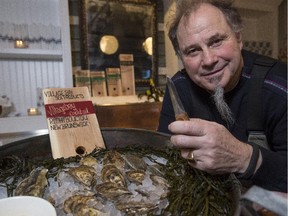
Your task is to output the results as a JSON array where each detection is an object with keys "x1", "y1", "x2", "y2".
[{"x1": 166, "y1": 77, "x2": 190, "y2": 121}]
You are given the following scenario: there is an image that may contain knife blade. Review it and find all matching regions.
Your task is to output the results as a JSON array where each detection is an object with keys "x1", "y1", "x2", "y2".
[{"x1": 166, "y1": 77, "x2": 190, "y2": 121}]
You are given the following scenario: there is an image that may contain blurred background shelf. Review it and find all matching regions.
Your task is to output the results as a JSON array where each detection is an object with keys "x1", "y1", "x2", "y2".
[{"x1": 0, "y1": 49, "x2": 63, "y2": 60}]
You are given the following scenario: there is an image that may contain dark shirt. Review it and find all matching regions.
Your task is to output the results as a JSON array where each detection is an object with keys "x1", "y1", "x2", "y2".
[{"x1": 158, "y1": 50, "x2": 287, "y2": 192}]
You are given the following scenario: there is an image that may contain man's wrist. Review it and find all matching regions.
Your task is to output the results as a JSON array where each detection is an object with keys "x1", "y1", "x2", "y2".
[{"x1": 235, "y1": 143, "x2": 260, "y2": 179}]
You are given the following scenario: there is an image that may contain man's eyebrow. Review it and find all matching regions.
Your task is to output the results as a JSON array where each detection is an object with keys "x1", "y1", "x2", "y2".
[
  {"x1": 207, "y1": 33, "x2": 227, "y2": 44},
  {"x1": 181, "y1": 33, "x2": 228, "y2": 54}
]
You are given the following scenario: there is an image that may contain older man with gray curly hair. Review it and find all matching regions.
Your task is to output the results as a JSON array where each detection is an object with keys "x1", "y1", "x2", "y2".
[{"x1": 158, "y1": 0, "x2": 287, "y2": 193}]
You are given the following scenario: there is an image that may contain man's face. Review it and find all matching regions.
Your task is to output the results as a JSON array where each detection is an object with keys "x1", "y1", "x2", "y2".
[{"x1": 177, "y1": 3, "x2": 243, "y2": 92}]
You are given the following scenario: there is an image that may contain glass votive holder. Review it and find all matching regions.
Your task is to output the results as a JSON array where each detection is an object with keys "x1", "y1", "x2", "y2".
[{"x1": 27, "y1": 107, "x2": 41, "y2": 116}]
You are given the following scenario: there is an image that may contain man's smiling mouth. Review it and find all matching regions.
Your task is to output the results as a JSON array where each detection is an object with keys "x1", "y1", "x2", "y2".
[
  {"x1": 201, "y1": 64, "x2": 227, "y2": 78},
  {"x1": 202, "y1": 68, "x2": 223, "y2": 77}
]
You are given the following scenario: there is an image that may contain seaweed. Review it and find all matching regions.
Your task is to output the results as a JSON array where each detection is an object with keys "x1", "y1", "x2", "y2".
[{"x1": 0, "y1": 146, "x2": 240, "y2": 215}]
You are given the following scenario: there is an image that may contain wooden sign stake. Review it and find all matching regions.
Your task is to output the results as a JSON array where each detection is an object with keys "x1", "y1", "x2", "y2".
[{"x1": 43, "y1": 87, "x2": 105, "y2": 159}]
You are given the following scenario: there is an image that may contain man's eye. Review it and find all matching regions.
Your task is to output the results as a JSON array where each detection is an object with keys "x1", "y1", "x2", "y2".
[
  {"x1": 186, "y1": 48, "x2": 199, "y2": 56},
  {"x1": 211, "y1": 39, "x2": 223, "y2": 47}
]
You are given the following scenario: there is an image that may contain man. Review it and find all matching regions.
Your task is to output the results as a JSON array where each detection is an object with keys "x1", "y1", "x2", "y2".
[{"x1": 158, "y1": 0, "x2": 287, "y2": 192}]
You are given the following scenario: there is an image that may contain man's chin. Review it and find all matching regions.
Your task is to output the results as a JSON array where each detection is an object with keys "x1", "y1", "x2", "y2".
[
  {"x1": 205, "y1": 83, "x2": 224, "y2": 93},
  {"x1": 208, "y1": 75, "x2": 223, "y2": 89},
  {"x1": 195, "y1": 77, "x2": 223, "y2": 92}
]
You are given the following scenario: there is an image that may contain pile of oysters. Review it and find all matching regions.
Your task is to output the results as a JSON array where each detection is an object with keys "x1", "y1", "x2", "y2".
[{"x1": 14, "y1": 150, "x2": 170, "y2": 216}]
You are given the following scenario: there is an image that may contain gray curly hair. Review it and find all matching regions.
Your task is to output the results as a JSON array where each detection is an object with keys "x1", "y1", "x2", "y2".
[{"x1": 167, "y1": 0, "x2": 243, "y2": 56}]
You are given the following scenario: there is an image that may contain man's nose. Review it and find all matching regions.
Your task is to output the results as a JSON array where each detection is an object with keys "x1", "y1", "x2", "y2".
[{"x1": 202, "y1": 49, "x2": 217, "y2": 65}]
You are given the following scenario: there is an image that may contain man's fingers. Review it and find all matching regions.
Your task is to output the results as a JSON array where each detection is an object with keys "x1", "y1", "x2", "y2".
[
  {"x1": 168, "y1": 118, "x2": 206, "y2": 136},
  {"x1": 170, "y1": 134, "x2": 203, "y2": 149}
]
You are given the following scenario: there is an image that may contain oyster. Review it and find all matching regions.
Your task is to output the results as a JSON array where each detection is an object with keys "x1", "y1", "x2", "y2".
[
  {"x1": 14, "y1": 167, "x2": 48, "y2": 197},
  {"x1": 103, "y1": 150, "x2": 125, "y2": 169},
  {"x1": 95, "y1": 182, "x2": 131, "y2": 200},
  {"x1": 101, "y1": 164, "x2": 126, "y2": 187},
  {"x1": 123, "y1": 153, "x2": 147, "y2": 171},
  {"x1": 68, "y1": 165, "x2": 96, "y2": 187},
  {"x1": 80, "y1": 156, "x2": 99, "y2": 167},
  {"x1": 116, "y1": 201, "x2": 157, "y2": 215},
  {"x1": 126, "y1": 170, "x2": 145, "y2": 185},
  {"x1": 73, "y1": 203, "x2": 107, "y2": 216},
  {"x1": 64, "y1": 194, "x2": 105, "y2": 215}
]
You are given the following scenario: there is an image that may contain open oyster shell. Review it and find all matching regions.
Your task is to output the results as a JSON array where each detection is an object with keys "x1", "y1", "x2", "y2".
[
  {"x1": 68, "y1": 165, "x2": 96, "y2": 187},
  {"x1": 101, "y1": 164, "x2": 126, "y2": 187}
]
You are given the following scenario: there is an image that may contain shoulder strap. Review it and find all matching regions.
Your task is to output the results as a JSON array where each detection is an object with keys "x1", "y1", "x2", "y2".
[{"x1": 247, "y1": 56, "x2": 276, "y2": 149}]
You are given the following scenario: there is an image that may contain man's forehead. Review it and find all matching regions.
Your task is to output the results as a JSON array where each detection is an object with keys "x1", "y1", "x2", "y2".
[
  {"x1": 183, "y1": 3, "x2": 226, "y2": 26},
  {"x1": 178, "y1": 4, "x2": 230, "y2": 39}
]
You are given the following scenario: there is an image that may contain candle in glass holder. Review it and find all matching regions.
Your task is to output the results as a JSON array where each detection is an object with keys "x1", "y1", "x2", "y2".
[
  {"x1": 15, "y1": 39, "x2": 28, "y2": 48},
  {"x1": 27, "y1": 108, "x2": 41, "y2": 116}
]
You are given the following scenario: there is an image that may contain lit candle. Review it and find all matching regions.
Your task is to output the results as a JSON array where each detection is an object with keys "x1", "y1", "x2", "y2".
[
  {"x1": 27, "y1": 108, "x2": 40, "y2": 116},
  {"x1": 15, "y1": 40, "x2": 28, "y2": 48}
]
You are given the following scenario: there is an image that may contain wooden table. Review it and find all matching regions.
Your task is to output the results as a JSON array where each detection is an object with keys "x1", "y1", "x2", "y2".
[{"x1": 95, "y1": 102, "x2": 162, "y2": 131}]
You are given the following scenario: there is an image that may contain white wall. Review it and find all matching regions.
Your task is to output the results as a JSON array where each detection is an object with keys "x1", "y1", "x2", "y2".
[{"x1": 0, "y1": 0, "x2": 72, "y2": 116}]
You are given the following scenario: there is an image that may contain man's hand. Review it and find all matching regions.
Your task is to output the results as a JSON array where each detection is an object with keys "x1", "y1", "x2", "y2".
[{"x1": 168, "y1": 118, "x2": 259, "y2": 175}]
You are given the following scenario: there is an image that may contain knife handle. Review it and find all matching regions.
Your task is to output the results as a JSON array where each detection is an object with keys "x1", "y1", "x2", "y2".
[{"x1": 176, "y1": 113, "x2": 190, "y2": 121}]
